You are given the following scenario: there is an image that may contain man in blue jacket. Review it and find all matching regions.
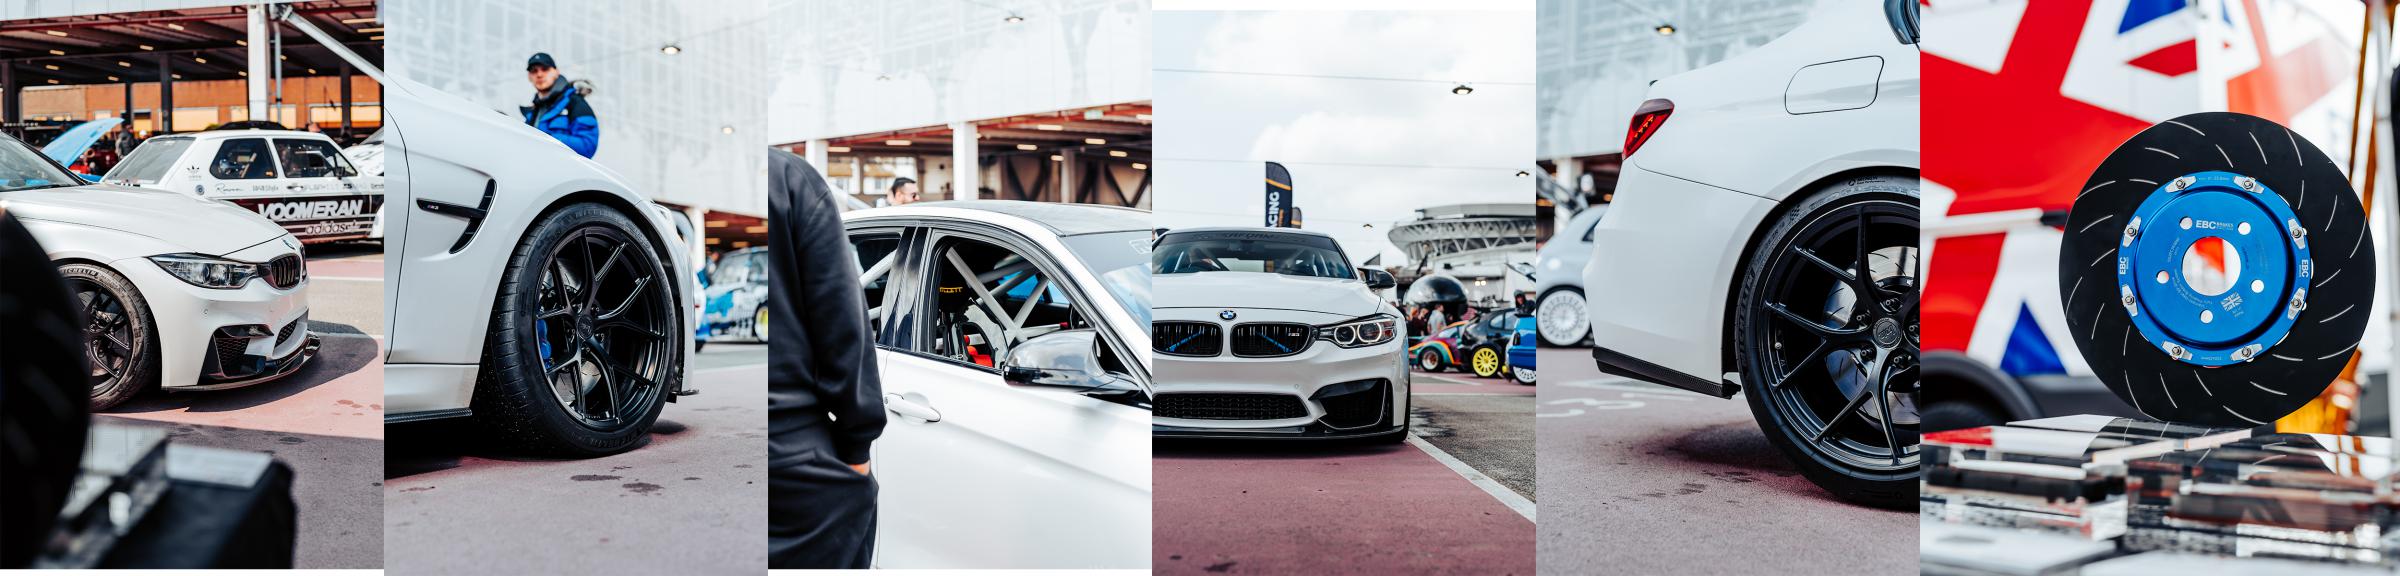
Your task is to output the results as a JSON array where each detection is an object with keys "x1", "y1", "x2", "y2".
[{"x1": 520, "y1": 53, "x2": 599, "y2": 158}]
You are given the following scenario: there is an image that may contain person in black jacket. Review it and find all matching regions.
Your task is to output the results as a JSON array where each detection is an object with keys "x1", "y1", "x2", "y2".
[
  {"x1": 0, "y1": 208, "x2": 91, "y2": 568},
  {"x1": 765, "y1": 148, "x2": 886, "y2": 569}
]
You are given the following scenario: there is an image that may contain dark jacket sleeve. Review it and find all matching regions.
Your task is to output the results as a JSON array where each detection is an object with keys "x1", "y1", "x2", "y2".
[{"x1": 767, "y1": 149, "x2": 885, "y2": 464}]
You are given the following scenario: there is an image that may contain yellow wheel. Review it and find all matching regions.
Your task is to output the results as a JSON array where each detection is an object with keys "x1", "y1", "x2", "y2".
[
  {"x1": 1471, "y1": 347, "x2": 1501, "y2": 378},
  {"x1": 753, "y1": 307, "x2": 769, "y2": 341}
]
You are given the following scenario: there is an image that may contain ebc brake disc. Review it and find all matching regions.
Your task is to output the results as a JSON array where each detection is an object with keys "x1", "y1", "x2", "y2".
[{"x1": 2058, "y1": 112, "x2": 2373, "y2": 427}]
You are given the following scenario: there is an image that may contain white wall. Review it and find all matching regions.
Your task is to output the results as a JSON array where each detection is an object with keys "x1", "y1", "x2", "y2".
[
  {"x1": 764, "y1": 0, "x2": 1151, "y2": 143},
  {"x1": 384, "y1": 0, "x2": 768, "y2": 216}
]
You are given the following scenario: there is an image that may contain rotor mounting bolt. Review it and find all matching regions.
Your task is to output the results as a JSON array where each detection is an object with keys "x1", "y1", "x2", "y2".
[
  {"x1": 2236, "y1": 177, "x2": 2257, "y2": 191},
  {"x1": 2163, "y1": 342, "x2": 2190, "y2": 360},
  {"x1": 2170, "y1": 177, "x2": 2194, "y2": 191},
  {"x1": 2231, "y1": 344, "x2": 2262, "y2": 362}
]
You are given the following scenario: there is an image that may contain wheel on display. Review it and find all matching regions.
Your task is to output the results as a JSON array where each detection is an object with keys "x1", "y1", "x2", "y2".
[
  {"x1": 59, "y1": 263, "x2": 158, "y2": 411},
  {"x1": 1536, "y1": 287, "x2": 1588, "y2": 346},
  {"x1": 1470, "y1": 346, "x2": 1502, "y2": 378},
  {"x1": 1511, "y1": 365, "x2": 1536, "y2": 385},
  {"x1": 752, "y1": 306, "x2": 769, "y2": 342},
  {"x1": 476, "y1": 203, "x2": 682, "y2": 456},
  {"x1": 1417, "y1": 348, "x2": 1445, "y2": 372},
  {"x1": 1735, "y1": 173, "x2": 1919, "y2": 508},
  {"x1": 2058, "y1": 112, "x2": 2372, "y2": 427}
]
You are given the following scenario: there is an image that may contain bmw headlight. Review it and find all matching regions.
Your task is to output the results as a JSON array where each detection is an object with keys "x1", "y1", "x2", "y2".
[
  {"x1": 149, "y1": 253, "x2": 260, "y2": 289},
  {"x1": 1318, "y1": 314, "x2": 1399, "y2": 348}
]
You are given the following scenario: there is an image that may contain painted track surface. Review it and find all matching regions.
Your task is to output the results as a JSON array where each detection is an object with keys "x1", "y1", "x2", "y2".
[{"x1": 1154, "y1": 370, "x2": 1535, "y2": 575}]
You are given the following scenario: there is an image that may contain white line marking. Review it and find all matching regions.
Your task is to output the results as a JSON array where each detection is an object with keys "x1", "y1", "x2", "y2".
[{"x1": 1407, "y1": 434, "x2": 1534, "y2": 522}]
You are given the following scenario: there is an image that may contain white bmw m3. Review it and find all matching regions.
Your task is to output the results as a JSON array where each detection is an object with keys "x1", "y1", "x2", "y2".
[
  {"x1": 0, "y1": 131, "x2": 316, "y2": 410},
  {"x1": 1150, "y1": 227, "x2": 1410, "y2": 441}
]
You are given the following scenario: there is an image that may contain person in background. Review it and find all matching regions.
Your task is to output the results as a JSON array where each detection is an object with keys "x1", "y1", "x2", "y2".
[
  {"x1": 766, "y1": 149, "x2": 886, "y2": 569},
  {"x1": 876, "y1": 177, "x2": 919, "y2": 207},
  {"x1": 519, "y1": 52, "x2": 600, "y2": 158}
]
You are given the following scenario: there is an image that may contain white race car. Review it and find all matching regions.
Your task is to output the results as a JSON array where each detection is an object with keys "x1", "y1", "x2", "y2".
[
  {"x1": 370, "y1": 68, "x2": 694, "y2": 456},
  {"x1": 841, "y1": 201, "x2": 1151, "y2": 569},
  {"x1": 102, "y1": 128, "x2": 384, "y2": 244},
  {"x1": 1583, "y1": 0, "x2": 1920, "y2": 507},
  {"x1": 0, "y1": 130, "x2": 316, "y2": 410},
  {"x1": 1150, "y1": 227, "x2": 1410, "y2": 441}
]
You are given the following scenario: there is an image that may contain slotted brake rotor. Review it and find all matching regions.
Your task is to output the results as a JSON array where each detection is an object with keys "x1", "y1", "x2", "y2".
[{"x1": 2059, "y1": 112, "x2": 2373, "y2": 427}]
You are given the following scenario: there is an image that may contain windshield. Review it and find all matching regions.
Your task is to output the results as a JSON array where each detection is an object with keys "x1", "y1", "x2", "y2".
[
  {"x1": 1152, "y1": 231, "x2": 1354, "y2": 279},
  {"x1": 0, "y1": 132, "x2": 83, "y2": 192},
  {"x1": 1061, "y1": 230, "x2": 1153, "y2": 332},
  {"x1": 104, "y1": 137, "x2": 195, "y2": 185}
]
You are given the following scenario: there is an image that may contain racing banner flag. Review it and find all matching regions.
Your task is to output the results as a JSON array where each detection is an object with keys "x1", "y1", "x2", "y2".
[{"x1": 1265, "y1": 161, "x2": 1295, "y2": 228}]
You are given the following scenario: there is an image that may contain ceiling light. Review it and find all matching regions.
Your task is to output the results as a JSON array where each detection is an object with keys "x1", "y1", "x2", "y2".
[
  {"x1": 1108, "y1": 150, "x2": 1127, "y2": 157},
  {"x1": 107, "y1": 76, "x2": 119, "y2": 81},
  {"x1": 194, "y1": 56, "x2": 207, "y2": 63},
  {"x1": 42, "y1": 65, "x2": 59, "y2": 70},
  {"x1": 47, "y1": 49, "x2": 64, "y2": 55},
  {"x1": 1084, "y1": 138, "x2": 1106, "y2": 145},
  {"x1": 278, "y1": 55, "x2": 288, "y2": 61},
  {"x1": 827, "y1": 146, "x2": 851, "y2": 153},
  {"x1": 705, "y1": 220, "x2": 728, "y2": 228},
  {"x1": 1516, "y1": 170, "x2": 1531, "y2": 178},
  {"x1": 370, "y1": 35, "x2": 384, "y2": 41},
  {"x1": 118, "y1": 61, "x2": 131, "y2": 67},
  {"x1": 341, "y1": 17, "x2": 377, "y2": 24},
  {"x1": 138, "y1": 44, "x2": 155, "y2": 51},
  {"x1": 1049, "y1": 155, "x2": 1063, "y2": 161},
  {"x1": 1655, "y1": 23, "x2": 1676, "y2": 36},
  {"x1": 1135, "y1": 113, "x2": 1151, "y2": 121},
  {"x1": 44, "y1": 30, "x2": 67, "y2": 37},
  {"x1": 1035, "y1": 124, "x2": 1063, "y2": 131},
  {"x1": 236, "y1": 40, "x2": 247, "y2": 46},
  {"x1": 720, "y1": 125, "x2": 735, "y2": 134},
  {"x1": 238, "y1": 71, "x2": 247, "y2": 76},
  {"x1": 1016, "y1": 144, "x2": 1037, "y2": 151},
  {"x1": 357, "y1": 27, "x2": 384, "y2": 33},
  {"x1": 163, "y1": 23, "x2": 183, "y2": 31},
  {"x1": 745, "y1": 226, "x2": 767, "y2": 233},
  {"x1": 661, "y1": 44, "x2": 682, "y2": 55},
  {"x1": 885, "y1": 139, "x2": 911, "y2": 146},
  {"x1": 1132, "y1": 163, "x2": 1147, "y2": 170},
  {"x1": 307, "y1": 68, "x2": 317, "y2": 74},
  {"x1": 1452, "y1": 84, "x2": 1473, "y2": 95},
  {"x1": 46, "y1": 79, "x2": 59, "y2": 84},
  {"x1": 1004, "y1": 13, "x2": 1024, "y2": 24},
  {"x1": 172, "y1": 74, "x2": 182, "y2": 79}
]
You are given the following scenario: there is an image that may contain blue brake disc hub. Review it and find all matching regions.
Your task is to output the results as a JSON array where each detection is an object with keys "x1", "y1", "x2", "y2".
[{"x1": 2115, "y1": 170, "x2": 2310, "y2": 366}]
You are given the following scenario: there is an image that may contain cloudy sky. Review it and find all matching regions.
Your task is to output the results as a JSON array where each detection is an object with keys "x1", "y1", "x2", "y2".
[{"x1": 1152, "y1": 7, "x2": 1533, "y2": 265}]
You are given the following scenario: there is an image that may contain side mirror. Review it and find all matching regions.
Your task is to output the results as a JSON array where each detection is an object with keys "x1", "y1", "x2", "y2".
[
  {"x1": 1360, "y1": 268, "x2": 1397, "y2": 290},
  {"x1": 1002, "y1": 329, "x2": 1137, "y2": 393}
]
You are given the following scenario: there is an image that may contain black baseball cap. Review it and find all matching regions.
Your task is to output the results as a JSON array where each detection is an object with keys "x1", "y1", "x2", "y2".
[{"x1": 527, "y1": 52, "x2": 557, "y2": 71}]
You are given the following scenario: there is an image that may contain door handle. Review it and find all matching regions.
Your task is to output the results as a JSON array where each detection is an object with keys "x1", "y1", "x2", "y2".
[{"x1": 884, "y1": 392, "x2": 941, "y2": 422}]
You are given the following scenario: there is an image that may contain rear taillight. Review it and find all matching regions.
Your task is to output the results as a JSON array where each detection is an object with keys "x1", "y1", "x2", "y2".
[{"x1": 1623, "y1": 98, "x2": 1674, "y2": 158}]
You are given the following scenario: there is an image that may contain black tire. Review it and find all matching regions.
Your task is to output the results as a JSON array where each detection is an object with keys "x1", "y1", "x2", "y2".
[
  {"x1": 1416, "y1": 348, "x2": 1445, "y2": 372},
  {"x1": 1734, "y1": 174, "x2": 1919, "y2": 509},
  {"x1": 1469, "y1": 345, "x2": 1503, "y2": 378},
  {"x1": 472, "y1": 203, "x2": 681, "y2": 457},
  {"x1": 1922, "y1": 400, "x2": 2005, "y2": 433},
  {"x1": 59, "y1": 263, "x2": 159, "y2": 411}
]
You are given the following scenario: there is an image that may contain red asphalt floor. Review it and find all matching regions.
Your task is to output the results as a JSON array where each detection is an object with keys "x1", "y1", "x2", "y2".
[{"x1": 1153, "y1": 371, "x2": 1536, "y2": 575}]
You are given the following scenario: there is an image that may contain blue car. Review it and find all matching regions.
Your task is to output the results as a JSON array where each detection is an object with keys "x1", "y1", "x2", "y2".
[
  {"x1": 696, "y1": 247, "x2": 770, "y2": 349},
  {"x1": 1506, "y1": 314, "x2": 1536, "y2": 385}
]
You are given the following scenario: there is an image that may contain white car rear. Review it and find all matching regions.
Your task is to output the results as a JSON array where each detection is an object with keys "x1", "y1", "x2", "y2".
[{"x1": 102, "y1": 129, "x2": 384, "y2": 243}]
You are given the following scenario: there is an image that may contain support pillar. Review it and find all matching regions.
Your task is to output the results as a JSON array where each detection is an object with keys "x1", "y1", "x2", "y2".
[
  {"x1": 340, "y1": 64, "x2": 354, "y2": 138},
  {"x1": 950, "y1": 121, "x2": 978, "y2": 200},
  {"x1": 246, "y1": 4, "x2": 270, "y2": 121},
  {"x1": 157, "y1": 55, "x2": 174, "y2": 133},
  {"x1": 804, "y1": 139, "x2": 829, "y2": 174}
]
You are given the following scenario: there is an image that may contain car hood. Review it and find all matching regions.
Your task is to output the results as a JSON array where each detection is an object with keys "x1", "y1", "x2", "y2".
[
  {"x1": 1155, "y1": 271, "x2": 1384, "y2": 318},
  {"x1": 4, "y1": 184, "x2": 285, "y2": 255}
]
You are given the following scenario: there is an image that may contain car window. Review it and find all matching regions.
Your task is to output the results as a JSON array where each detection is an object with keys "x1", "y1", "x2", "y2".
[
  {"x1": 0, "y1": 132, "x2": 78, "y2": 192},
  {"x1": 103, "y1": 136, "x2": 194, "y2": 185},
  {"x1": 209, "y1": 138, "x2": 277, "y2": 180},
  {"x1": 919, "y1": 234, "x2": 1090, "y2": 371},
  {"x1": 274, "y1": 138, "x2": 359, "y2": 178},
  {"x1": 1578, "y1": 207, "x2": 1606, "y2": 242},
  {"x1": 710, "y1": 252, "x2": 751, "y2": 286},
  {"x1": 850, "y1": 233, "x2": 903, "y2": 342},
  {"x1": 1153, "y1": 232, "x2": 1354, "y2": 279}
]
